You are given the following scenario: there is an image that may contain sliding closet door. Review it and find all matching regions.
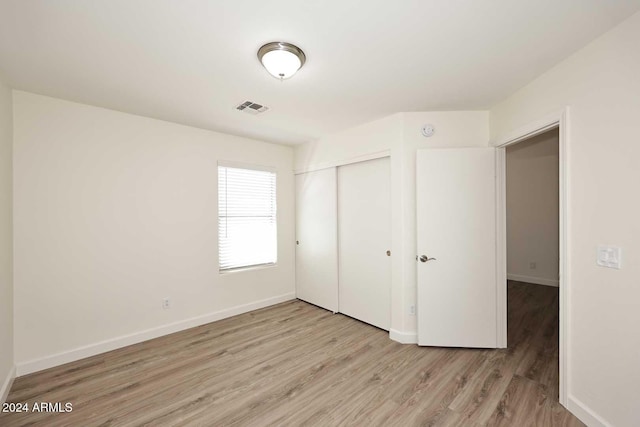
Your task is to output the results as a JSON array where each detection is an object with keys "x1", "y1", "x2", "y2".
[
  {"x1": 338, "y1": 157, "x2": 391, "y2": 330},
  {"x1": 295, "y1": 168, "x2": 339, "y2": 312}
]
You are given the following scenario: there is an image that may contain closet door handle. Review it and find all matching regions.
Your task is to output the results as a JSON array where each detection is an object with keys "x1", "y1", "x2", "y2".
[{"x1": 419, "y1": 255, "x2": 436, "y2": 262}]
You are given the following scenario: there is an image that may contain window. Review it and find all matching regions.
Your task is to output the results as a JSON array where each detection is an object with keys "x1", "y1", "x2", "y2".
[{"x1": 218, "y1": 164, "x2": 277, "y2": 271}]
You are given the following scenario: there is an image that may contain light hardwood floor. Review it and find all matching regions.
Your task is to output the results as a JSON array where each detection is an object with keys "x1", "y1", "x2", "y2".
[{"x1": 1, "y1": 281, "x2": 583, "y2": 426}]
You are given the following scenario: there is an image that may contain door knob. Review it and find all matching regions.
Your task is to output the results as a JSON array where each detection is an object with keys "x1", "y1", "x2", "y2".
[{"x1": 419, "y1": 255, "x2": 436, "y2": 262}]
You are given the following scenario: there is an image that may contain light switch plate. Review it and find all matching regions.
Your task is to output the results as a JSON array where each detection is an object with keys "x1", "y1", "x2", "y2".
[{"x1": 597, "y1": 245, "x2": 621, "y2": 269}]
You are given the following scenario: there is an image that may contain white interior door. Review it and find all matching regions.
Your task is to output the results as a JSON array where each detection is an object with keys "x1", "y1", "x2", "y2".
[
  {"x1": 417, "y1": 148, "x2": 498, "y2": 347},
  {"x1": 295, "y1": 168, "x2": 338, "y2": 312},
  {"x1": 338, "y1": 157, "x2": 391, "y2": 330}
]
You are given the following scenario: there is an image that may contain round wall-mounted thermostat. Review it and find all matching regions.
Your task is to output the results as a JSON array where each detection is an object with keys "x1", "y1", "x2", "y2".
[{"x1": 421, "y1": 124, "x2": 435, "y2": 137}]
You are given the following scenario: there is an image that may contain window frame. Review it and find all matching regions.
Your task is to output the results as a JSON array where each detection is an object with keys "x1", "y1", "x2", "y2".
[{"x1": 217, "y1": 161, "x2": 278, "y2": 273}]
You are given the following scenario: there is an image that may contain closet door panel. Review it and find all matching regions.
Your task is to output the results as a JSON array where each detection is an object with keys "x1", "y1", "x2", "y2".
[
  {"x1": 295, "y1": 168, "x2": 339, "y2": 312},
  {"x1": 338, "y1": 157, "x2": 391, "y2": 330}
]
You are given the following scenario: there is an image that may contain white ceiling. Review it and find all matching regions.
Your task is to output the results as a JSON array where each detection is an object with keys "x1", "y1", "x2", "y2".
[{"x1": 1, "y1": 1, "x2": 639, "y2": 145}]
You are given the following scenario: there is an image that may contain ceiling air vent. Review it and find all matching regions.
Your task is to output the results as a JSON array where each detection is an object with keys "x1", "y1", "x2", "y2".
[{"x1": 236, "y1": 101, "x2": 269, "y2": 115}]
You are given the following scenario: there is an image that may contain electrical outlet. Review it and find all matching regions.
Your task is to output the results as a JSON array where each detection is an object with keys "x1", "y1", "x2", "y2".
[
  {"x1": 409, "y1": 305, "x2": 416, "y2": 316},
  {"x1": 597, "y1": 245, "x2": 622, "y2": 269},
  {"x1": 529, "y1": 261, "x2": 537, "y2": 270},
  {"x1": 162, "y1": 298, "x2": 171, "y2": 309}
]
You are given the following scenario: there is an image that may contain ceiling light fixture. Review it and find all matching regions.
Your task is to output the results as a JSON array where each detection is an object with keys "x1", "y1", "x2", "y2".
[{"x1": 257, "y1": 42, "x2": 306, "y2": 80}]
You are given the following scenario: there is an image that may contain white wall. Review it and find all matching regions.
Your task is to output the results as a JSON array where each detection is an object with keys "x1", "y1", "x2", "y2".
[
  {"x1": 13, "y1": 91, "x2": 295, "y2": 374},
  {"x1": 294, "y1": 113, "x2": 401, "y2": 173},
  {"x1": 506, "y1": 129, "x2": 559, "y2": 287},
  {"x1": 491, "y1": 11, "x2": 640, "y2": 427},
  {"x1": 0, "y1": 77, "x2": 14, "y2": 401},
  {"x1": 294, "y1": 111, "x2": 489, "y2": 341}
]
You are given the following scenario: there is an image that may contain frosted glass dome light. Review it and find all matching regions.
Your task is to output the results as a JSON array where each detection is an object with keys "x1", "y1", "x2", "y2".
[{"x1": 258, "y1": 42, "x2": 306, "y2": 80}]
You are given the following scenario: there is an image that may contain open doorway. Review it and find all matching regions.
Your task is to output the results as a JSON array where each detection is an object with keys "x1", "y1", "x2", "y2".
[
  {"x1": 496, "y1": 109, "x2": 568, "y2": 407},
  {"x1": 505, "y1": 128, "x2": 561, "y2": 401}
]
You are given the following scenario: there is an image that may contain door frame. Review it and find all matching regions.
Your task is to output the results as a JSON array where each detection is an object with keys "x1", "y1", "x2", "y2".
[{"x1": 494, "y1": 107, "x2": 569, "y2": 407}]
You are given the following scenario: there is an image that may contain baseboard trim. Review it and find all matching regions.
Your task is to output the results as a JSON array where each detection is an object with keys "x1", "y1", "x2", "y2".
[
  {"x1": 566, "y1": 395, "x2": 610, "y2": 427},
  {"x1": 389, "y1": 328, "x2": 417, "y2": 344},
  {"x1": 1, "y1": 365, "x2": 16, "y2": 404},
  {"x1": 507, "y1": 273, "x2": 559, "y2": 287},
  {"x1": 16, "y1": 292, "x2": 296, "y2": 377}
]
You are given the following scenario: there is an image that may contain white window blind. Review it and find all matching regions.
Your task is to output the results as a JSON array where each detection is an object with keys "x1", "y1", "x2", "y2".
[{"x1": 218, "y1": 165, "x2": 277, "y2": 271}]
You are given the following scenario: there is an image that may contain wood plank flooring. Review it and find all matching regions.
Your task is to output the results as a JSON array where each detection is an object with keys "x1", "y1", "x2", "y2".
[{"x1": 1, "y1": 281, "x2": 583, "y2": 426}]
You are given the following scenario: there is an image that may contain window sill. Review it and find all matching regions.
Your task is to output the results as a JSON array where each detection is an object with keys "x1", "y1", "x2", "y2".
[{"x1": 219, "y1": 263, "x2": 277, "y2": 275}]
